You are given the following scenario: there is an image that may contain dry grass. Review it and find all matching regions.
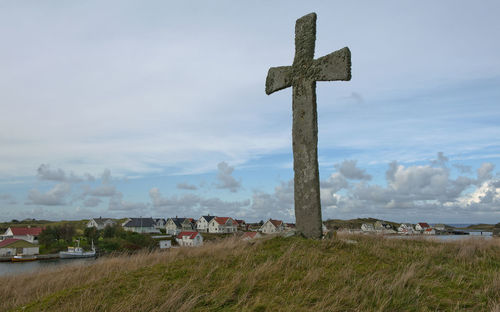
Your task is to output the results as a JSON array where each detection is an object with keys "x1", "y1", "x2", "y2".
[{"x1": 1, "y1": 234, "x2": 499, "y2": 312}]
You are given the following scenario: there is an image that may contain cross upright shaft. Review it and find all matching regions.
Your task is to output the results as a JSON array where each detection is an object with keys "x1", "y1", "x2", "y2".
[{"x1": 265, "y1": 13, "x2": 351, "y2": 239}]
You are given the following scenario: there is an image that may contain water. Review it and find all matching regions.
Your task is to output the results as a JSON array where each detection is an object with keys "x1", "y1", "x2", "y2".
[
  {"x1": 389, "y1": 232, "x2": 493, "y2": 241},
  {"x1": 0, "y1": 258, "x2": 96, "y2": 277}
]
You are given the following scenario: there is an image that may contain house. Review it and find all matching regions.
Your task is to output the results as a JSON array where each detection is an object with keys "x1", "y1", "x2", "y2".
[
  {"x1": 415, "y1": 222, "x2": 431, "y2": 232},
  {"x1": 208, "y1": 217, "x2": 238, "y2": 233},
  {"x1": 434, "y1": 224, "x2": 446, "y2": 231},
  {"x1": 374, "y1": 221, "x2": 393, "y2": 231},
  {"x1": 196, "y1": 215, "x2": 216, "y2": 232},
  {"x1": 235, "y1": 219, "x2": 247, "y2": 230},
  {"x1": 159, "y1": 240, "x2": 171, "y2": 249},
  {"x1": 122, "y1": 218, "x2": 160, "y2": 233},
  {"x1": 165, "y1": 218, "x2": 196, "y2": 235},
  {"x1": 242, "y1": 232, "x2": 261, "y2": 240},
  {"x1": 322, "y1": 223, "x2": 329, "y2": 235},
  {"x1": 176, "y1": 231, "x2": 203, "y2": 247},
  {"x1": 154, "y1": 218, "x2": 167, "y2": 229},
  {"x1": 285, "y1": 223, "x2": 296, "y2": 231},
  {"x1": 398, "y1": 223, "x2": 414, "y2": 235},
  {"x1": 1, "y1": 227, "x2": 44, "y2": 244},
  {"x1": 423, "y1": 228, "x2": 436, "y2": 235},
  {"x1": 87, "y1": 217, "x2": 115, "y2": 230},
  {"x1": 361, "y1": 223, "x2": 375, "y2": 232},
  {"x1": 0, "y1": 238, "x2": 39, "y2": 256},
  {"x1": 260, "y1": 219, "x2": 285, "y2": 234}
]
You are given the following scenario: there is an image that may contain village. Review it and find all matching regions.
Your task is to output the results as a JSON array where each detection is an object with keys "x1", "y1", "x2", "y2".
[{"x1": 2, "y1": 216, "x2": 494, "y2": 262}]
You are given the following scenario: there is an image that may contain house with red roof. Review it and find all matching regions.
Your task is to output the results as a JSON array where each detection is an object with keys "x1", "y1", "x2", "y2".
[
  {"x1": 1, "y1": 227, "x2": 44, "y2": 244},
  {"x1": 260, "y1": 219, "x2": 285, "y2": 234},
  {"x1": 415, "y1": 222, "x2": 431, "y2": 232},
  {"x1": 241, "y1": 231, "x2": 261, "y2": 240},
  {"x1": 0, "y1": 238, "x2": 39, "y2": 256},
  {"x1": 423, "y1": 228, "x2": 436, "y2": 235},
  {"x1": 208, "y1": 217, "x2": 238, "y2": 233},
  {"x1": 176, "y1": 231, "x2": 203, "y2": 247}
]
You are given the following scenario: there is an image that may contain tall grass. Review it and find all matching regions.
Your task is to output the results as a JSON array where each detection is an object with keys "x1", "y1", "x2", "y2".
[{"x1": 1, "y1": 234, "x2": 499, "y2": 311}]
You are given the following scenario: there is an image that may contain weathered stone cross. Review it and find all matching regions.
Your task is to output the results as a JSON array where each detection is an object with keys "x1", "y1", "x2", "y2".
[{"x1": 265, "y1": 12, "x2": 351, "y2": 239}]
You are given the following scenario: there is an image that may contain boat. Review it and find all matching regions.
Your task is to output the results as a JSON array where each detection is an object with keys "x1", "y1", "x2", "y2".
[
  {"x1": 11, "y1": 254, "x2": 37, "y2": 262},
  {"x1": 59, "y1": 240, "x2": 96, "y2": 259}
]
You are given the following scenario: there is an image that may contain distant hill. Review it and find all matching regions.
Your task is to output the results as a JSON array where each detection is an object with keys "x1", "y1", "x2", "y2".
[{"x1": 324, "y1": 218, "x2": 399, "y2": 230}]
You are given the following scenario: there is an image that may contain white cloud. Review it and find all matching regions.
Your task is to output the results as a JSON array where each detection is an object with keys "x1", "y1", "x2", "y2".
[
  {"x1": 149, "y1": 187, "x2": 250, "y2": 217},
  {"x1": 26, "y1": 183, "x2": 71, "y2": 206},
  {"x1": 37, "y1": 164, "x2": 84, "y2": 182},
  {"x1": 215, "y1": 162, "x2": 241, "y2": 192}
]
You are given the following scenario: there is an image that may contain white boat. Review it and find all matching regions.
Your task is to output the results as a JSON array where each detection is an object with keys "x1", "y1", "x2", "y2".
[{"x1": 59, "y1": 240, "x2": 96, "y2": 259}]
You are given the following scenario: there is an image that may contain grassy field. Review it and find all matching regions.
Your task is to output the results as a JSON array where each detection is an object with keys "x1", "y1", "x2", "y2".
[{"x1": 1, "y1": 234, "x2": 499, "y2": 311}]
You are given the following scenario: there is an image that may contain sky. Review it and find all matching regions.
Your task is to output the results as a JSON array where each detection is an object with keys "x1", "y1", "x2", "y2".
[{"x1": 0, "y1": 1, "x2": 499, "y2": 223}]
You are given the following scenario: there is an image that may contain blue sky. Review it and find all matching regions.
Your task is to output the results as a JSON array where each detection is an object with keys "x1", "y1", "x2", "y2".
[{"x1": 0, "y1": 1, "x2": 499, "y2": 223}]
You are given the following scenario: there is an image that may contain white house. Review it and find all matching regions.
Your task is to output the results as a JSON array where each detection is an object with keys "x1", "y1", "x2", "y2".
[
  {"x1": 374, "y1": 221, "x2": 393, "y2": 231},
  {"x1": 196, "y1": 215, "x2": 215, "y2": 232},
  {"x1": 166, "y1": 218, "x2": 196, "y2": 235},
  {"x1": 208, "y1": 217, "x2": 238, "y2": 233},
  {"x1": 434, "y1": 224, "x2": 446, "y2": 231},
  {"x1": 176, "y1": 232, "x2": 203, "y2": 247},
  {"x1": 260, "y1": 219, "x2": 285, "y2": 234},
  {"x1": 87, "y1": 217, "x2": 115, "y2": 230},
  {"x1": 398, "y1": 223, "x2": 414, "y2": 235},
  {"x1": 154, "y1": 218, "x2": 166, "y2": 229},
  {"x1": 1, "y1": 227, "x2": 44, "y2": 244},
  {"x1": 415, "y1": 222, "x2": 431, "y2": 232},
  {"x1": 361, "y1": 223, "x2": 375, "y2": 232},
  {"x1": 122, "y1": 218, "x2": 160, "y2": 233},
  {"x1": 423, "y1": 228, "x2": 436, "y2": 235},
  {"x1": 0, "y1": 238, "x2": 39, "y2": 256}
]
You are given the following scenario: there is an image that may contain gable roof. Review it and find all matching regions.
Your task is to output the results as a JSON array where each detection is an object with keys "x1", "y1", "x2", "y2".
[
  {"x1": 0, "y1": 238, "x2": 36, "y2": 248},
  {"x1": 9, "y1": 227, "x2": 44, "y2": 236},
  {"x1": 201, "y1": 215, "x2": 215, "y2": 223},
  {"x1": 269, "y1": 219, "x2": 283, "y2": 228},
  {"x1": 168, "y1": 218, "x2": 186, "y2": 227},
  {"x1": 214, "y1": 217, "x2": 233, "y2": 225},
  {"x1": 176, "y1": 231, "x2": 199, "y2": 239},
  {"x1": 418, "y1": 222, "x2": 430, "y2": 228},
  {"x1": 91, "y1": 218, "x2": 114, "y2": 226},
  {"x1": 235, "y1": 219, "x2": 245, "y2": 224},
  {"x1": 123, "y1": 218, "x2": 156, "y2": 228}
]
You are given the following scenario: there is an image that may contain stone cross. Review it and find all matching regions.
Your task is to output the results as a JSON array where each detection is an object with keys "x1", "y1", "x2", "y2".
[{"x1": 265, "y1": 12, "x2": 351, "y2": 239}]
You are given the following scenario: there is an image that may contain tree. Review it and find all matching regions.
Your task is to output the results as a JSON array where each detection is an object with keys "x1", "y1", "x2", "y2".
[{"x1": 84, "y1": 226, "x2": 100, "y2": 242}]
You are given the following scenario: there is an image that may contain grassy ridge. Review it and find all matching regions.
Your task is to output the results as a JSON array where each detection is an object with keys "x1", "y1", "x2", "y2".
[{"x1": 1, "y1": 234, "x2": 500, "y2": 311}]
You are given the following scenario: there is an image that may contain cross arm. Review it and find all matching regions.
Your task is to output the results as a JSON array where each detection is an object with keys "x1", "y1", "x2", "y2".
[
  {"x1": 312, "y1": 47, "x2": 351, "y2": 81},
  {"x1": 265, "y1": 66, "x2": 292, "y2": 95}
]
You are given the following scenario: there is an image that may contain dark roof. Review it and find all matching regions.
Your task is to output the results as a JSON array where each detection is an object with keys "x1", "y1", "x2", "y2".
[
  {"x1": 123, "y1": 218, "x2": 156, "y2": 228},
  {"x1": 154, "y1": 218, "x2": 166, "y2": 223},
  {"x1": 202, "y1": 215, "x2": 215, "y2": 222},
  {"x1": 169, "y1": 218, "x2": 186, "y2": 228},
  {"x1": 92, "y1": 218, "x2": 114, "y2": 226}
]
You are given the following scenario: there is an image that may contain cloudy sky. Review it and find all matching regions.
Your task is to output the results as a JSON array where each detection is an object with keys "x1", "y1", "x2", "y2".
[{"x1": 1, "y1": 1, "x2": 499, "y2": 223}]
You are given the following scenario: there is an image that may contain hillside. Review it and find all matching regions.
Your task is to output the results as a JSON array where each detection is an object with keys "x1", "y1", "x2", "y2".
[
  {"x1": 1, "y1": 234, "x2": 499, "y2": 311},
  {"x1": 324, "y1": 218, "x2": 400, "y2": 230}
]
